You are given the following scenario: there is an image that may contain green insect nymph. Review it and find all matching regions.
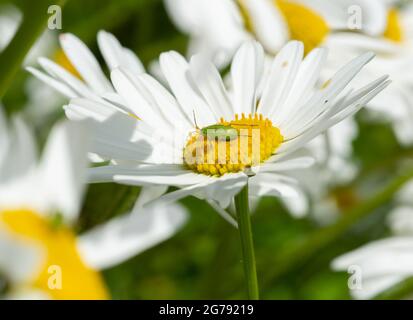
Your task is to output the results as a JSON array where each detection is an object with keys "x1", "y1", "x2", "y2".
[{"x1": 200, "y1": 124, "x2": 238, "y2": 141}]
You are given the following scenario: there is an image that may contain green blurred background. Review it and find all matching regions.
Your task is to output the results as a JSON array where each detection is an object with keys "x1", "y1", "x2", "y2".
[{"x1": 1, "y1": 0, "x2": 413, "y2": 299}]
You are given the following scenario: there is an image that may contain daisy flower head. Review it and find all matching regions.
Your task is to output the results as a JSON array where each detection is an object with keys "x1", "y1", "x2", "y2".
[
  {"x1": 323, "y1": 0, "x2": 413, "y2": 145},
  {"x1": 54, "y1": 39, "x2": 391, "y2": 211},
  {"x1": 332, "y1": 180, "x2": 413, "y2": 299},
  {"x1": 0, "y1": 109, "x2": 187, "y2": 299},
  {"x1": 164, "y1": 0, "x2": 389, "y2": 66}
]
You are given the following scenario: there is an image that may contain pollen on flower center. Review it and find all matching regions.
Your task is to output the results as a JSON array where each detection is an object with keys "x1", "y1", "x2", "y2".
[{"x1": 183, "y1": 114, "x2": 283, "y2": 176}]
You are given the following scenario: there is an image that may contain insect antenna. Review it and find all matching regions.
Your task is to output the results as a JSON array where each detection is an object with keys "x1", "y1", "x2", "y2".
[{"x1": 192, "y1": 110, "x2": 200, "y2": 129}]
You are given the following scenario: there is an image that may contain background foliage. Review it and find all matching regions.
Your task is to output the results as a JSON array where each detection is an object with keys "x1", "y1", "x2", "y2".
[{"x1": 1, "y1": 0, "x2": 413, "y2": 299}]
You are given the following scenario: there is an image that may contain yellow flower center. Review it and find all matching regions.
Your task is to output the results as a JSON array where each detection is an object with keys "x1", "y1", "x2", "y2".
[
  {"x1": 275, "y1": 0, "x2": 330, "y2": 54},
  {"x1": 238, "y1": 0, "x2": 255, "y2": 35},
  {"x1": 383, "y1": 8, "x2": 403, "y2": 42},
  {"x1": 54, "y1": 49, "x2": 82, "y2": 79},
  {"x1": 0, "y1": 210, "x2": 108, "y2": 300},
  {"x1": 183, "y1": 114, "x2": 283, "y2": 176},
  {"x1": 238, "y1": 0, "x2": 329, "y2": 55}
]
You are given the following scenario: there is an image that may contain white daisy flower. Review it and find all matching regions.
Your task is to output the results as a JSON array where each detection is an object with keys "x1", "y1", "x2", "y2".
[
  {"x1": 0, "y1": 4, "x2": 69, "y2": 125},
  {"x1": 24, "y1": 30, "x2": 309, "y2": 222},
  {"x1": 324, "y1": 0, "x2": 413, "y2": 145},
  {"x1": 31, "y1": 40, "x2": 388, "y2": 215},
  {"x1": 332, "y1": 179, "x2": 413, "y2": 300},
  {"x1": 27, "y1": 31, "x2": 145, "y2": 101},
  {"x1": 0, "y1": 108, "x2": 187, "y2": 299},
  {"x1": 0, "y1": 4, "x2": 20, "y2": 52},
  {"x1": 164, "y1": 0, "x2": 388, "y2": 66}
]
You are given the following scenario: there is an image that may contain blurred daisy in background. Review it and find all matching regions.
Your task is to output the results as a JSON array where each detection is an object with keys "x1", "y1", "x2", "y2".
[
  {"x1": 0, "y1": 3, "x2": 63, "y2": 125},
  {"x1": 164, "y1": 0, "x2": 388, "y2": 67},
  {"x1": 0, "y1": 108, "x2": 187, "y2": 299},
  {"x1": 325, "y1": 0, "x2": 413, "y2": 146},
  {"x1": 0, "y1": 3, "x2": 20, "y2": 52},
  {"x1": 29, "y1": 39, "x2": 390, "y2": 219},
  {"x1": 304, "y1": 0, "x2": 413, "y2": 222},
  {"x1": 332, "y1": 179, "x2": 413, "y2": 299}
]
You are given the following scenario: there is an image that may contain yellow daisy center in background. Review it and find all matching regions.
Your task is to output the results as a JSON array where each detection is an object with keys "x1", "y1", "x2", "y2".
[
  {"x1": 54, "y1": 49, "x2": 82, "y2": 79},
  {"x1": 238, "y1": 0, "x2": 329, "y2": 55},
  {"x1": 0, "y1": 210, "x2": 108, "y2": 300},
  {"x1": 276, "y1": 0, "x2": 330, "y2": 55},
  {"x1": 383, "y1": 8, "x2": 403, "y2": 42},
  {"x1": 183, "y1": 114, "x2": 283, "y2": 176}
]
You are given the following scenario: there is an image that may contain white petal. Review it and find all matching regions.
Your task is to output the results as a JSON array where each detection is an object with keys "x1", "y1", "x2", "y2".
[
  {"x1": 149, "y1": 173, "x2": 248, "y2": 208},
  {"x1": 258, "y1": 41, "x2": 304, "y2": 119},
  {"x1": 67, "y1": 98, "x2": 181, "y2": 164},
  {"x1": 39, "y1": 120, "x2": 90, "y2": 223},
  {"x1": 325, "y1": 32, "x2": 399, "y2": 55},
  {"x1": 189, "y1": 54, "x2": 233, "y2": 120},
  {"x1": 77, "y1": 198, "x2": 188, "y2": 270},
  {"x1": 332, "y1": 237, "x2": 413, "y2": 271},
  {"x1": 277, "y1": 78, "x2": 390, "y2": 158},
  {"x1": 159, "y1": 51, "x2": 215, "y2": 126},
  {"x1": 136, "y1": 73, "x2": 193, "y2": 132},
  {"x1": 351, "y1": 275, "x2": 404, "y2": 300},
  {"x1": 0, "y1": 231, "x2": 44, "y2": 285},
  {"x1": 0, "y1": 106, "x2": 8, "y2": 167},
  {"x1": 97, "y1": 30, "x2": 145, "y2": 74},
  {"x1": 274, "y1": 47, "x2": 327, "y2": 127},
  {"x1": 258, "y1": 157, "x2": 315, "y2": 173},
  {"x1": 0, "y1": 116, "x2": 37, "y2": 182},
  {"x1": 280, "y1": 51, "x2": 376, "y2": 139},
  {"x1": 303, "y1": 0, "x2": 388, "y2": 36},
  {"x1": 59, "y1": 33, "x2": 113, "y2": 94},
  {"x1": 111, "y1": 68, "x2": 171, "y2": 126},
  {"x1": 388, "y1": 206, "x2": 413, "y2": 235},
  {"x1": 207, "y1": 199, "x2": 238, "y2": 228},
  {"x1": 89, "y1": 164, "x2": 210, "y2": 186},
  {"x1": 286, "y1": 75, "x2": 389, "y2": 139},
  {"x1": 249, "y1": 172, "x2": 300, "y2": 198},
  {"x1": 165, "y1": 0, "x2": 250, "y2": 67},
  {"x1": 241, "y1": 0, "x2": 289, "y2": 52},
  {"x1": 231, "y1": 40, "x2": 264, "y2": 115},
  {"x1": 37, "y1": 57, "x2": 97, "y2": 99},
  {"x1": 26, "y1": 67, "x2": 77, "y2": 99}
]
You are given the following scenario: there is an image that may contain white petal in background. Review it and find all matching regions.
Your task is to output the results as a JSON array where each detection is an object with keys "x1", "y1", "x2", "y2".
[
  {"x1": 77, "y1": 186, "x2": 188, "y2": 270},
  {"x1": 0, "y1": 231, "x2": 44, "y2": 285},
  {"x1": 39, "y1": 120, "x2": 90, "y2": 224},
  {"x1": 0, "y1": 111, "x2": 37, "y2": 183},
  {"x1": 332, "y1": 237, "x2": 413, "y2": 299}
]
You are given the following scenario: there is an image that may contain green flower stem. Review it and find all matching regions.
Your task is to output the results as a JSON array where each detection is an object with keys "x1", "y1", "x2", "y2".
[
  {"x1": 263, "y1": 167, "x2": 413, "y2": 288},
  {"x1": 234, "y1": 183, "x2": 259, "y2": 300},
  {"x1": 0, "y1": 0, "x2": 66, "y2": 99}
]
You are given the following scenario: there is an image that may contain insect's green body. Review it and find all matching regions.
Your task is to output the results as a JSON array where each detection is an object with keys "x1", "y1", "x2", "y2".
[{"x1": 200, "y1": 124, "x2": 238, "y2": 141}]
